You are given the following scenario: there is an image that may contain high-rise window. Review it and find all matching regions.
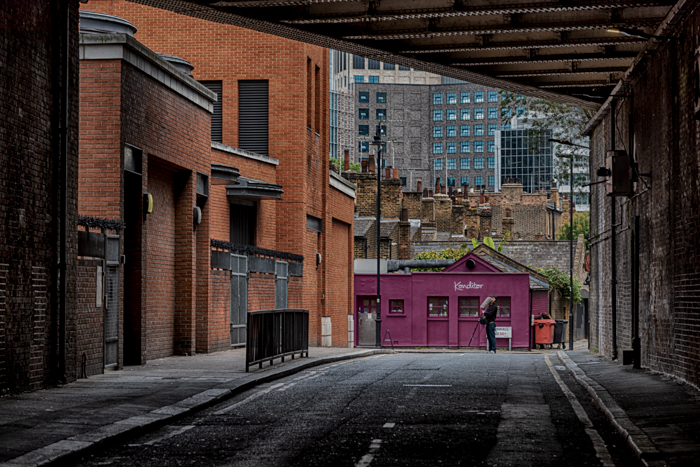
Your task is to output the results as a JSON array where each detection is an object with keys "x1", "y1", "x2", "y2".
[
  {"x1": 359, "y1": 125, "x2": 369, "y2": 136},
  {"x1": 448, "y1": 177, "x2": 455, "y2": 187},
  {"x1": 488, "y1": 108, "x2": 498, "y2": 119},
  {"x1": 376, "y1": 125, "x2": 387, "y2": 136},
  {"x1": 475, "y1": 92, "x2": 484, "y2": 103},
  {"x1": 502, "y1": 108, "x2": 511, "y2": 118},
  {"x1": 461, "y1": 92, "x2": 470, "y2": 103},
  {"x1": 446, "y1": 126, "x2": 456, "y2": 137},
  {"x1": 376, "y1": 92, "x2": 387, "y2": 103},
  {"x1": 368, "y1": 59, "x2": 380, "y2": 69},
  {"x1": 376, "y1": 109, "x2": 387, "y2": 120},
  {"x1": 475, "y1": 176, "x2": 483, "y2": 186},
  {"x1": 475, "y1": 142, "x2": 484, "y2": 153},
  {"x1": 489, "y1": 176, "x2": 495, "y2": 186},
  {"x1": 447, "y1": 143, "x2": 456, "y2": 154},
  {"x1": 488, "y1": 124, "x2": 497, "y2": 136},
  {"x1": 488, "y1": 141, "x2": 495, "y2": 153},
  {"x1": 433, "y1": 143, "x2": 443, "y2": 155},
  {"x1": 461, "y1": 109, "x2": 470, "y2": 120},
  {"x1": 359, "y1": 108, "x2": 369, "y2": 119},
  {"x1": 353, "y1": 55, "x2": 365, "y2": 69},
  {"x1": 474, "y1": 125, "x2": 484, "y2": 136},
  {"x1": 460, "y1": 125, "x2": 470, "y2": 137},
  {"x1": 461, "y1": 176, "x2": 469, "y2": 186},
  {"x1": 359, "y1": 92, "x2": 369, "y2": 103},
  {"x1": 433, "y1": 93, "x2": 443, "y2": 105},
  {"x1": 358, "y1": 141, "x2": 369, "y2": 152},
  {"x1": 474, "y1": 157, "x2": 484, "y2": 169},
  {"x1": 447, "y1": 158, "x2": 457, "y2": 169},
  {"x1": 488, "y1": 91, "x2": 498, "y2": 102},
  {"x1": 384, "y1": 63, "x2": 396, "y2": 70},
  {"x1": 447, "y1": 93, "x2": 456, "y2": 104},
  {"x1": 461, "y1": 142, "x2": 470, "y2": 153},
  {"x1": 488, "y1": 157, "x2": 495, "y2": 168},
  {"x1": 368, "y1": 76, "x2": 378, "y2": 83},
  {"x1": 398, "y1": 65, "x2": 410, "y2": 70},
  {"x1": 354, "y1": 75, "x2": 364, "y2": 83},
  {"x1": 474, "y1": 108, "x2": 484, "y2": 120},
  {"x1": 447, "y1": 109, "x2": 456, "y2": 120},
  {"x1": 516, "y1": 106, "x2": 526, "y2": 116},
  {"x1": 460, "y1": 157, "x2": 470, "y2": 169},
  {"x1": 503, "y1": 123, "x2": 512, "y2": 130},
  {"x1": 434, "y1": 158, "x2": 443, "y2": 170},
  {"x1": 433, "y1": 126, "x2": 443, "y2": 138},
  {"x1": 433, "y1": 110, "x2": 443, "y2": 121}
]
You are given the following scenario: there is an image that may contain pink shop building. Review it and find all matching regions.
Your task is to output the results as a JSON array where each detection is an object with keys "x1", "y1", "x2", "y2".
[{"x1": 354, "y1": 245, "x2": 550, "y2": 350}]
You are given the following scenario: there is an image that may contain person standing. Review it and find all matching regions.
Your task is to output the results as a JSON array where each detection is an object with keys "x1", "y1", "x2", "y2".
[{"x1": 484, "y1": 297, "x2": 498, "y2": 353}]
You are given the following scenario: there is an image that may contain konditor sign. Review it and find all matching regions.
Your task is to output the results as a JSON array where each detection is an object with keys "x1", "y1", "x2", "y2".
[{"x1": 354, "y1": 247, "x2": 549, "y2": 349}]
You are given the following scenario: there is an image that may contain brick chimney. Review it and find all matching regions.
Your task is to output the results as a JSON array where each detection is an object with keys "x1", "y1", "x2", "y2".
[
  {"x1": 381, "y1": 176, "x2": 403, "y2": 219},
  {"x1": 417, "y1": 180, "x2": 422, "y2": 193},
  {"x1": 435, "y1": 178, "x2": 441, "y2": 195},
  {"x1": 385, "y1": 168, "x2": 391, "y2": 179},
  {"x1": 355, "y1": 171, "x2": 378, "y2": 217},
  {"x1": 451, "y1": 203, "x2": 465, "y2": 236},
  {"x1": 368, "y1": 156, "x2": 375, "y2": 173},
  {"x1": 502, "y1": 206, "x2": 514, "y2": 237},
  {"x1": 361, "y1": 159, "x2": 368, "y2": 173},
  {"x1": 343, "y1": 149, "x2": 350, "y2": 171},
  {"x1": 393, "y1": 168, "x2": 399, "y2": 179},
  {"x1": 550, "y1": 180, "x2": 559, "y2": 207}
]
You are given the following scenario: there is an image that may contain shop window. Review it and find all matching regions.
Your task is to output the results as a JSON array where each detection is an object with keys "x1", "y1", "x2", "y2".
[
  {"x1": 390, "y1": 300, "x2": 404, "y2": 314},
  {"x1": 428, "y1": 297, "x2": 448, "y2": 317},
  {"x1": 459, "y1": 297, "x2": 480, "y2": 316},
  {"x1": 495, "y1": 297, "x2": 510, "y2": 316}
]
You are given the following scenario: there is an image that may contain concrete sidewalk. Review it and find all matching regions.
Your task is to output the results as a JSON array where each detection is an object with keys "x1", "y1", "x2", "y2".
[
  {"x1": 558, "y1": 350, "x2": 700, "y2": 467},
  {"x1": 0, "y1": 347, "x2": 385, "y2": 467}
]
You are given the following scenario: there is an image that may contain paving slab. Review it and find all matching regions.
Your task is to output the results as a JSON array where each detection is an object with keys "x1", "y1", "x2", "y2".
[
  {"x1": 559, "y1": 350, "x2": 700, "y2": 467},
  {"x1": 0, "y1": 346, "x2": 383, "y2": 467}
]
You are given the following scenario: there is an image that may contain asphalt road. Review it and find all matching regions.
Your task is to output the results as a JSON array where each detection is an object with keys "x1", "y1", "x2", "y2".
[{"x1": 76, "y1": 353, "x2": 639, "y2": 466}]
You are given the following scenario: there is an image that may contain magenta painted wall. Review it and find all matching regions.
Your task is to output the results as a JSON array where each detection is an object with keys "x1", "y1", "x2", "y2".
[{"x1": 355, "y1": 272, "x2": 532, "y2": 349}]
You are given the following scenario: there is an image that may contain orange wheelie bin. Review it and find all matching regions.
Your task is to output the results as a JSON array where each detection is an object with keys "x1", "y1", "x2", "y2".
[{"x1": 533, "y1": 319, "x2": 555, "y2": 349}]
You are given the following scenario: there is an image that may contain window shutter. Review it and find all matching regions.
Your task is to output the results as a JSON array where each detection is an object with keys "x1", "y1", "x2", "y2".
[
  {"x1": 200, "y1": 81, "x2": 223, "y2": 143},
  {"x1": 238, "y1": 80, "x2": 269, "y2": 156}
]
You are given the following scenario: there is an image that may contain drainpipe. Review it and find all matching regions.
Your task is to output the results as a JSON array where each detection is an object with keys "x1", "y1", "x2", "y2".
[
  {"x1": 54, "y1": 0, "x2": 71, "y2": 382},
  {"x1": 610, "y1": 101, "x2": 618, "y2": 361}
]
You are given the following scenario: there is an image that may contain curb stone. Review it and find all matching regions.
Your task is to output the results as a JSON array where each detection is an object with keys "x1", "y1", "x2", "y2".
[
  {"x1": 557, "y1": 351, "x2": 667, "y2": 467},
  {"x1": 1, "y1": 349, "x2": 391, "y2": 467}
]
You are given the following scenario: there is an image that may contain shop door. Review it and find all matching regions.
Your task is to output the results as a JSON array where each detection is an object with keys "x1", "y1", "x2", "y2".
[
  {"x1": 357, "y1": 296, "x2": 377, "y2": 346},
  {"x1": 230, "y1": 254, "x2": 248, "y2": 346}
]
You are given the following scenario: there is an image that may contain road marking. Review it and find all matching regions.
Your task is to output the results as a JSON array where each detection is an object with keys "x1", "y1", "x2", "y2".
[
  {"x1": 214, "y1": 383, "x2": 284, "y2": 415},
  {"x1": 355, "y1": 439, "x2": 382, "y2": 467},
  {"x1": 383, "y1": 423, "x2": 395, "y2": 428},
  {"x1": 545, "y1": 356, "x2": 615, "y2": 467},
  {"x1": 402, "y1": 384, "x2": 452, "y2": 387},
  {"x1": 143, "y1": 425, "x2": 195, "y2": 446}
]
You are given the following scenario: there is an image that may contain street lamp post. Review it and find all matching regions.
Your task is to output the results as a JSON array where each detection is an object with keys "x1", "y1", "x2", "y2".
[
  {"x1": 370, "y1": 129, "x2": 383, "y2": 348},
  {"x1": 549, "y1": 139, "x2": 590, "y2": 352}
]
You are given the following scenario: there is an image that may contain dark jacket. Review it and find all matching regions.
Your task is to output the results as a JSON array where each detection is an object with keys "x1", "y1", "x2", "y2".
[{"x1": 484, "y1": 304, "x2": 498, "y2": 323}]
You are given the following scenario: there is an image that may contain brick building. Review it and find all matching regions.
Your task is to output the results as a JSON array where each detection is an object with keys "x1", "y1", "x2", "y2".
[
  {"x1": 81, "y1": 1, "x2": 356, "y2": 362},
  {"x1": 0, "y1": 1, "x2": 80, "y2": 392},
  {"x1": 585, "y1": 3, "x2": 700, "y2": 387}
]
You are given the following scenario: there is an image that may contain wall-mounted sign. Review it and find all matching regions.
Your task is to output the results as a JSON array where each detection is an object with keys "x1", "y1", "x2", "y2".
[{"x1": 454, "y1": 281, "x2": 484, "y2": 291}]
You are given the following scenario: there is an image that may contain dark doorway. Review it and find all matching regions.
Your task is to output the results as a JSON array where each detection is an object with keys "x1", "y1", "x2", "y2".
[
  {"x1": 230, "y1": 203, "x2": 256, "y2": 245},
  {"x1": 123, "y1": 169, "x2": 143, "y2": 365}
]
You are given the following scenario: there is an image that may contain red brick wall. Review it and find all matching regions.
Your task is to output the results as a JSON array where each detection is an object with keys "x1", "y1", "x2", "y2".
[
  {"x1": 208, "y1": 270, "x2": 231, "y2": 353},
  {"x1": 328, "y1": 219, "x2": 351, "y2": 346},
  {"x1": 532, "y1": 291, "x2": 549, "y2": 318},
  {"x1": 248, "y1": 273, "x2": 276, "y2": 311},
  {"x1": 76, "y1": 259, "x2": 104, "y2": 377}
]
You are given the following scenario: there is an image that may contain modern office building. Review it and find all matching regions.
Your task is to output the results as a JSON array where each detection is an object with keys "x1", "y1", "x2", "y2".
[{"x1": 352, "y1": 81, "x2": 507, "y2": 192}]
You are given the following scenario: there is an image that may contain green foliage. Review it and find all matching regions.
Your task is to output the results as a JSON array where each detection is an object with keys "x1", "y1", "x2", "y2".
[
  {"x1": 330, "y1": 156, "x2": 361, "y2": 174},
  {"x1": 499, "y1": 91, "x2": 590, "y2": 197},
  {"x1": 535, "y1": 266, "x2": 583, "y2": 304},
  {"x1": 412, "y1": 245, "x2": 470, "y2": 272},
  {"x1": 556, "y1": 212, "x2": 590, "y2": 250},
  {"x1": 411, "y1": 233, "x2": 511, "y2": 271}
]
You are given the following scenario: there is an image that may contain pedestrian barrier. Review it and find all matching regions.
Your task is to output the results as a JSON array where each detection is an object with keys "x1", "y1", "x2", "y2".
[{"x1": 245, "y1": 309, "x2": 309, "y2": 372}]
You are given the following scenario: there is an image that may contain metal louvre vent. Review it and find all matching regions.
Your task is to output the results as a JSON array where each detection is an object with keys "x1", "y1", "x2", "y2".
[
  {"x1": 200, "y1": 81, "x2": 223, "y2": 143},
  {"x1": 238, "y1": 80, "x2": 269, "y2": 156}
]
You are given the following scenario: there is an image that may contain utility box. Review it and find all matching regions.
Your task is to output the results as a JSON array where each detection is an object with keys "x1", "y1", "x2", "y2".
[{"x1": 606, "y1": 150, "x2": 631, "y2": 196}]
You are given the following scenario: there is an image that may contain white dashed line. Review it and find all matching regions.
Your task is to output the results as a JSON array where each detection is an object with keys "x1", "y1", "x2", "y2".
[
  {"x1": 355, "y1": 439, "x2": 383, "y2": 467},
  {"x1": 383, "y1": 423, "x2": 395, "y2": 428}
]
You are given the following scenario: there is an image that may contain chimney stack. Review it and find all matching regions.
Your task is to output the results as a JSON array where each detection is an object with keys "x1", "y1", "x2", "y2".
[
  {"x1": 463, "y1": 184, "x2": 468, "y2": 198},
  {"x1": 385, "y1": 168, "x2": 391, "y2": 179},
  {"x1": 423, "y1": 188, "x2": 428, "y2": 198},
  {"x1": 369, "y1": 156, "x2": 375, "y2": 173},
  {"x1": 448, "y1": 186, "x2": 453, "y2": 197},
  {"x1": 361, "y1": 159, "x2": 368, "y2": 173},
  {"x1": 428, "y1": 189, "x2": 433, "y2": 197},
  {"x1": 417, "y1": 180, "x2": 422, "y2": 193},
  {"x1": 435, "y1": 178, "x2": 441, "y2": 194},
  {"x1": 393, "y1": 168, "x2": 399, "y2": 179},
  {"x1": 343, "y1": 149, "x2": 350, "y2": 171}
]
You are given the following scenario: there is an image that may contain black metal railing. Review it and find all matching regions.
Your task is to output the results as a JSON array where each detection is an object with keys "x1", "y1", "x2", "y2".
[{"x1": 245, "y1": 309, "x2": 308, "y2": 372}]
